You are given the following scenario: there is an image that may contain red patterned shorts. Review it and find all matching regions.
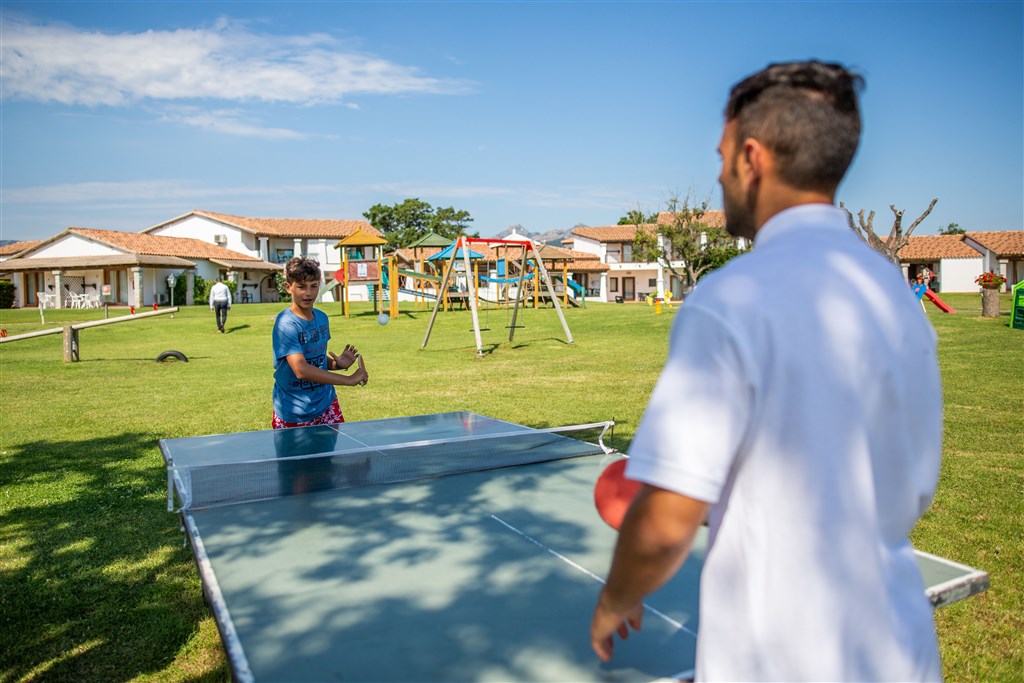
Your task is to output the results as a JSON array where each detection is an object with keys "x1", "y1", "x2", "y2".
[{"x1": 272, "y1": 397, "x2": 345, "y2": 429}]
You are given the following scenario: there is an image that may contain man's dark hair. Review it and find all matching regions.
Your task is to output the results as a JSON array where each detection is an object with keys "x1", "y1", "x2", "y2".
[
  {"x1": 725, "y1": 60, "x2": 865, "y2": 192},
  {"x1": 284, "y1": 256, "x2": 322, "y2": 283}
]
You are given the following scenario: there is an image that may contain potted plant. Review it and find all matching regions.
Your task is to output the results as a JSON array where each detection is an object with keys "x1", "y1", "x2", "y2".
[
  {"x1": 976, "y1": 271, "x2": 1006, "y2": 318},
  {"x1": 975, "y1": 271, "x2": 1007, "y2": 290}
]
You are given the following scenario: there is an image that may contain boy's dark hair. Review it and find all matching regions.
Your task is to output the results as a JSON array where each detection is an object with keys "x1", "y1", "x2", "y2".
[
  {"x1": 725, "y1": 60, "x2": 865, "y2": 192},
  {"x1": 284, "y1": 256, "x2": 322, "y2": 283}
]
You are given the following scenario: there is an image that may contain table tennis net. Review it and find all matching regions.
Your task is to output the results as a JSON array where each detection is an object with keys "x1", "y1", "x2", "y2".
[{"x1": 171, "y1": 423, "x2": 612, "y2": 511}]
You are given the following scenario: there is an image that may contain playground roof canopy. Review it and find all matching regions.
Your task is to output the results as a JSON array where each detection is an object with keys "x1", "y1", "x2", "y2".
[
  {"x1": 428, "y1": 242, "x2": 484, "y2": 261},
  {"x1": 334, "y1": 229, "x2": 389, "y2": 248},
  {"x1": 407, "y1": 232, "x2": 454, "y2": 249}
]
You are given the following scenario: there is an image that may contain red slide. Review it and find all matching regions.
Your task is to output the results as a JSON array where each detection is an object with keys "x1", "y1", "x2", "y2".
[{"x1": 924, "y1": 289, "x2": 956, "y2": 313}]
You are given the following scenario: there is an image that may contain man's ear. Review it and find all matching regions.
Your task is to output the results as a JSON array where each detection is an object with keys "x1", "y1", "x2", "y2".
[{"x1": 740, "y1": 138, "x2": 766, "y2": 184}]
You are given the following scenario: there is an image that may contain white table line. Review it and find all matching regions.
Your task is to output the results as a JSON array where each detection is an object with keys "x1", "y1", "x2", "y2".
[{"x1": 489, "y1": 514, "x2": 697, "y2": 638}]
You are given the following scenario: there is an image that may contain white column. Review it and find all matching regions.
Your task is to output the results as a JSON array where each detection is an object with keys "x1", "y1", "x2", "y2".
[
  {"x1": 52, "y1": 270, "x2": 64, "y2": 308},
  {"x1": 293, "y1": 238, "x2": 303, "y2": 257},
  {"x1": 131, "y1": 267, "x2": 143, "y2": 307},
  {"x1": 186, "y1": 270, "x2": 195, "y2": 306},
  {"x1": 655, "y1": 235, "x2": 667, "y2": 298},
  {"x1": 260, "y1": 237, "x2": 270, "y2": 262}
]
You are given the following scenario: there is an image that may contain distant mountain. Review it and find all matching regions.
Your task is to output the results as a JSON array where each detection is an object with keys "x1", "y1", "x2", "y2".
[{"x1": 491, "y1": 224, "x2": 575, "y2": 247}]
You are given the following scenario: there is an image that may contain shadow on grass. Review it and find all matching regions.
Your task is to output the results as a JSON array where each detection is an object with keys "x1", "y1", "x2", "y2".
[
  {"x1": 225, "y1": 324, "x2": 251, "y2": 333},
  {"x1": 77, "y1": 355, "x2": 212, "y2": 363},
  {"x1": 0, "y1": 432, "x2": 222, "y2": 680}
]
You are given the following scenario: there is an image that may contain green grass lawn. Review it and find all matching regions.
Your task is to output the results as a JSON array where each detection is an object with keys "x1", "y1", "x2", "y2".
[{"x1": 1, "y1": 293, "x2": 1021, "y2": 681}]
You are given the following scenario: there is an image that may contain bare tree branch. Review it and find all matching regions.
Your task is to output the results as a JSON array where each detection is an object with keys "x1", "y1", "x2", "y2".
[
  {"x1": 841, "y1": 198, "x2": 938, "y2": 266},
  {"x1": 905, "y1": 197, "x2": 939, "y2": 235}
]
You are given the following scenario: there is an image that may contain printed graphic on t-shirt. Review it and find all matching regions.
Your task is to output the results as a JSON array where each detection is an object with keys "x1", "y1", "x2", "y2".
[{"x1": 288, "y1": 322, "x2": 332, "y2": 391}]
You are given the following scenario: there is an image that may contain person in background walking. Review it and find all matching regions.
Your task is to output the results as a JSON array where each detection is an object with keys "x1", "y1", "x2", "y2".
[{"x1": 209, "y1": 277, "x2": 232, "y2": 333}]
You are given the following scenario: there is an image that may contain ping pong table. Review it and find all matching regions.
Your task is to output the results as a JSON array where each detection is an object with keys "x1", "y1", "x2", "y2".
[{"x1": 162, "y1": 412, "x2": 989, "y2": 682}]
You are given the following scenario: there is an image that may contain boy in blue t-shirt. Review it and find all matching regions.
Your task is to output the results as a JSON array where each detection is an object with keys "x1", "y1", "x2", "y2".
[{"x1": 272, "y1": 256, "x2": 368, "y2": 428}]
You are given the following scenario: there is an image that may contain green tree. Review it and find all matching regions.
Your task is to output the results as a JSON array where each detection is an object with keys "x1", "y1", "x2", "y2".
[
  {"x1": 617, "y1": 208, "x2": 658, "y2": 225},
  {"x1": 631, "y1": 195, "x2": 746, "y2": 293},
  {"x1": 363, "y1": 198, "x2": 477, "y2": 247},
  {"x1": 938, "y1": 222, "x2": 965, "y2": 235}
]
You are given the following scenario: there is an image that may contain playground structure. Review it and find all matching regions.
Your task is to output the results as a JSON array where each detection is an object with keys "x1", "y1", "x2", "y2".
[
  {"x1": 924, "y1": 289, "x2": 956, "y2": 313},
  {"x1": 382, "y1": 260, "x2": 470, "y2": 312},
  {"x1": 421, "y1": 237, "x2": 574, "y2": 356},
  {"x1": 0, "y1": 307, "x2": 179, "y2": 362},
  {"x1": 381, "y1": 241, "x2": 586, "y2": 315},
  {"x1": 329, "y1": 230, "x2": 396, "y2": 318},
  {"x1": 327, "y1": 231, "x2": 586, "y2": 321}
]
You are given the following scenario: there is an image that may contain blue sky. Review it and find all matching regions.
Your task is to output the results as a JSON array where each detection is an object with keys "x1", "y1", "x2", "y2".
[{"x1": 1, "y1": 1, "x2": 1021, "y2": 241}]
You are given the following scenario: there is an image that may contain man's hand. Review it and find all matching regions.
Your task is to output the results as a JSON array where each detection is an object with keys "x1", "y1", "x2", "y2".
[
  {"x1": 590, "y1": 595, "x2": 644, "y2": 662},
  {"x1": 588, "y1": 485, "x2": 709, "y2": 663}
]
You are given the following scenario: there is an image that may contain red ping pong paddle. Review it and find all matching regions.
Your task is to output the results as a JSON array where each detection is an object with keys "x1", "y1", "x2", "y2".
[{"x1": 594, "y1": 458, "x2": 642, "y2": 530}]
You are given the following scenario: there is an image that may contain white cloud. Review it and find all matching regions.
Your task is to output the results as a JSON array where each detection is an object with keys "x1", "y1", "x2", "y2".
[
  {"x1": 1, "y1": 179, "x2": 288, "y2": 204},
  {"x1": 158, "y1": 107, "x2": 308, "y2": 139},
  {"x1": 0, "y1": 16, "x2": 473, "y2": 107}
]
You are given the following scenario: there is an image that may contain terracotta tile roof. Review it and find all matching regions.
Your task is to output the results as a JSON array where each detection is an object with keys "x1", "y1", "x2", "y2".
[
  {"x1": 394, "y1": 246, "x2": 446, "y2": 263},
  {"x1": 566, "y1": 258, "x2": 609, "y2": 273},
  {"x1": 70, "y1": 228, "x2": 263, "y2": 261},
  {"x1": 896, "y1": 234, "x2": 982, "y2": 260},
  {"x1": 0, "y1": 240, "x2": 42, "y2": 256},
  {"x1": 571, "y1": 224, "x2": 658, "y2": 242},
  {"x1": 1, "y1": 254, "x2": 195, "y2": 272},
  {"x1": 192, "y1": 210, "x2": 380, "y2": 239},
  {"x1": 572, "y1": 211, "x2": 726, "y2": 243},
  {"x1": 657, "y1": 210, "x2": 726, "y2": 228},
  {"x1": 965, "y1": 230, "x2": 1024, "y2": 257}
]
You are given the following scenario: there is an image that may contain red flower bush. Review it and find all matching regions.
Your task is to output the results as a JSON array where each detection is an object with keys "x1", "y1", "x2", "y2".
[{"x1": 974, "y1": 271, "x2": 1007, "y2": 287}]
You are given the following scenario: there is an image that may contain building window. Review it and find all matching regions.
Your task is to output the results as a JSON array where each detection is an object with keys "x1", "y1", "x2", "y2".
[
  {"x1": 648, "y1": 278, "x2": 657, "y2": 287},
  {"x1": 622, "y1": 243, "x2": 632, "y2": 262},
  {"x1": 610, "y1": 277, "x2": 619, "y2": 293}
]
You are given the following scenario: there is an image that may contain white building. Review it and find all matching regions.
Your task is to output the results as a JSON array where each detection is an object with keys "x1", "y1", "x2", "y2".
[
  {"x1": 143, "y1": 210, "x2": 383, "y2": 303},
  {"x1": 568, "y1": 210, "x2": 747, "y2": 302},
  {"x1": 0, "y1": 228, "x2": 277, "y2": 309}
]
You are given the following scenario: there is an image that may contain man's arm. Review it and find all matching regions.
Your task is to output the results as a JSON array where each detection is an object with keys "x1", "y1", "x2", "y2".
[{"x1": 591, "y1": 485, "x2": 709, "y2": 662}]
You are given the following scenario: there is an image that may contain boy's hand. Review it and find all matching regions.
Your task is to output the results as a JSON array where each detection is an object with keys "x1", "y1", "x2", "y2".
[
  {"x1": 354, "y1": 354, "x2": 369, "y2": 386},
  {"x1": 330, "y1": 344, "x2": 359, "y2": 370}
]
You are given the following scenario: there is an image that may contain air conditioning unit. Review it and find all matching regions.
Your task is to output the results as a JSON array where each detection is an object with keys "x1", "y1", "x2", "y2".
[{"x1": 213, "y1": 234, "x2": 227, "y2": 245}]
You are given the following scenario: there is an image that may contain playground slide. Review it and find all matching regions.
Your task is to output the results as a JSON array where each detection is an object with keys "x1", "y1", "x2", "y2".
[
  {"x1": 924, "y1": 289, "x2": 956, "y2": 313},
  {"x1": 549, "y1": 273, "x2": 585, "y2": 296},
  {"x1": 398, "y1": 287, "x2": 438, "y2": 300}
]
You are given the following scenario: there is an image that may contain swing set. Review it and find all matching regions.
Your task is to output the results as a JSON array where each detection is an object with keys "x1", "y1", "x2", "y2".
[{"x1": 420, "y1": 237, "x2": 574, "y2": 356}]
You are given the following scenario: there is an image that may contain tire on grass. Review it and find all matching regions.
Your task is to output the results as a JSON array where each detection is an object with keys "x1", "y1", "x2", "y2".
[{"x1": 156, "y1": 350, "x2": 189, "y2": 363}]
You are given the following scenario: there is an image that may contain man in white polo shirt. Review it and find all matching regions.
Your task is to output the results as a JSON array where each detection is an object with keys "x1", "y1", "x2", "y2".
[
  {"x1": 591, "y1": 61, "x2": 943, "y2": 681},
  {"x1": 209, "y1": 276, "x2": 232, "y2": 333}
]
